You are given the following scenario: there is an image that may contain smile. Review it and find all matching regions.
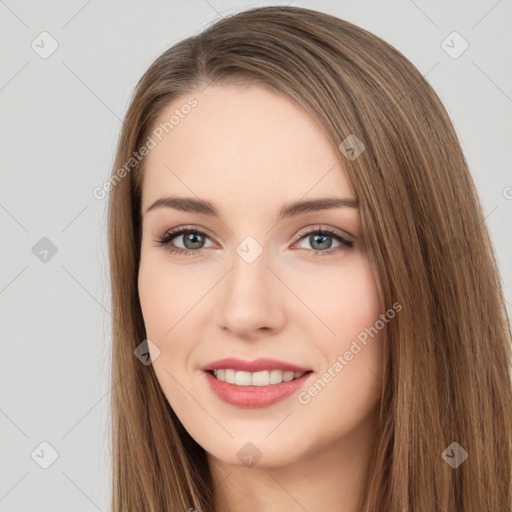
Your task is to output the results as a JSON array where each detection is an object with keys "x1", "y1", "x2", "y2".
[{"x1": 201, "y1": 358, "x2": 314, "y2": 408}]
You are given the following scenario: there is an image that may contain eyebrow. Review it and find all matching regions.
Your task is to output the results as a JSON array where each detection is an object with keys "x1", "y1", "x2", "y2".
[{"x1": 145, "y1": 196, "x2": 358, "y2": 220}]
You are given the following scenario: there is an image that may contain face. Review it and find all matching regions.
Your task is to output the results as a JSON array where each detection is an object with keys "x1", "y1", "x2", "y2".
[{"x1": 138, "y1": 83, "x2": 384, "y2": 468}]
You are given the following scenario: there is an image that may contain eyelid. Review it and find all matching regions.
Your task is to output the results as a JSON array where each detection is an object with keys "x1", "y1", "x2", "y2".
[
  {"x1": 293, "y1": 224, "x2": 354, "y2": 243},
  {"x1": 161, "y1": 224, "x2": 217, "y2": 242}
]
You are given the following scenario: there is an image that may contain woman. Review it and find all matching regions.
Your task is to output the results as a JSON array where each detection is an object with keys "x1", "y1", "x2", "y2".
[{"x1": 107, "y1": 6, "x2": 512, "y2": 511}]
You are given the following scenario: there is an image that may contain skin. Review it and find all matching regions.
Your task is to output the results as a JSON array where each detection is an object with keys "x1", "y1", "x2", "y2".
[{"x1": 138, "y1": 83, "x2": 384, "y2": 512}]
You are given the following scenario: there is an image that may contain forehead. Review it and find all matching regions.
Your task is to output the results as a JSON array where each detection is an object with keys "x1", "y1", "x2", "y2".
[{"x1": 141, "y1": 84, "x2": 355, "y2": 210}]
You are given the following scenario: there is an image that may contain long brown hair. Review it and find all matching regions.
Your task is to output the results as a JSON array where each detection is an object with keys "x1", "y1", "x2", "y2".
[{"x1": 107, "y1": 6, "x2": 512, "y2": 511}]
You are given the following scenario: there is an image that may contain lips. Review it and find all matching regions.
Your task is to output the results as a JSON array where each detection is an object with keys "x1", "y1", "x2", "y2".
[
  {"x1": 200, "y1": 357, "x2": 314, "y2": 408},
  {"x1": 201, "y1": 357, "x2": 312, "y2": 373}
]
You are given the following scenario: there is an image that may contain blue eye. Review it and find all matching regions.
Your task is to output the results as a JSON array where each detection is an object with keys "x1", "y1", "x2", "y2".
[
  {"x1": 155, "y1": 227, "x2": 215, "y2": 256},
  {"x1": 294, "y1": 228, "x2": 354, "y2": 256},
  {"x1": 155, "y1": 226, "x2": 354, "y2": 257}
]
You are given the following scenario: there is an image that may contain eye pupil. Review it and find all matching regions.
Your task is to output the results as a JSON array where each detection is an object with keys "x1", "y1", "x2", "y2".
[
  {"x1": 311, "y1": 233, "x2": 332, "y2": 250},
  {"x1": 184, "y1": 232, "x2": 204, "y2": 249}
]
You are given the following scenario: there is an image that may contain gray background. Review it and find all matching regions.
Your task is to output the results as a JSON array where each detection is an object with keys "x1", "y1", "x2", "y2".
[{"x1": 1, "y1": 0, "x2": 511, "y2": 510}]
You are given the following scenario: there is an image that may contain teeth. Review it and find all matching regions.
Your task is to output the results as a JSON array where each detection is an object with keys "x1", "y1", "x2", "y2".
[
  {"x1": 235, "y1": 371, "x2": 252, "y2": 386},
  {"x1": 252, "y1": 371, "x2": 269, "y2": 386},
  {"x1": 212, "y1": 369, "x2": 306, "y2": 386}
]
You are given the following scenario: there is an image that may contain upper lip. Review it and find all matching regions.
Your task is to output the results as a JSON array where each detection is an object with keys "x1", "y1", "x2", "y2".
[{"x1": 201, "y1": 357, "x2": 312, "y2": 373}]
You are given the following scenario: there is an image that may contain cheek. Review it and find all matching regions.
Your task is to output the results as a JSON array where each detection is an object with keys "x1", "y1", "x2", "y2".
[
  {"x1": 137, "y1": 252, "x2": 206, "y2": 338},
  {"x1": 137, "y1": 252, "x2": 217, "y2": 389},
  {"x1": 302, "y1": 256, "x2": 382, "y2": 341},
  {"x1": 137, "y1": 260, "x2": 170, "y2": 337},
  {"x1": 298, "y1": 257, "x2": 384, "y2": 414},
  {"x1": 137, "y1": 256, "x2": 197, "y2": 400}
]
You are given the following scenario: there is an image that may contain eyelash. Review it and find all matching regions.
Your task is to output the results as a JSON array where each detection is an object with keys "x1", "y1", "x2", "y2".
[{"x1": 154, "y1": 225, "x2": 354, "y2": 257}]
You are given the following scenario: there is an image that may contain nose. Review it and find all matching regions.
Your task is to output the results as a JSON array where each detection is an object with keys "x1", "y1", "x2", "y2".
[{"x1": 215, "y1": 246, "x2": 287, "y2": 340}]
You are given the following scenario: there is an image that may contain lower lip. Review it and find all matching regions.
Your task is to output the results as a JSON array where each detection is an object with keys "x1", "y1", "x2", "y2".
[{"x1": 204, "y1": 371, "x2": 313, "y2": 408}]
